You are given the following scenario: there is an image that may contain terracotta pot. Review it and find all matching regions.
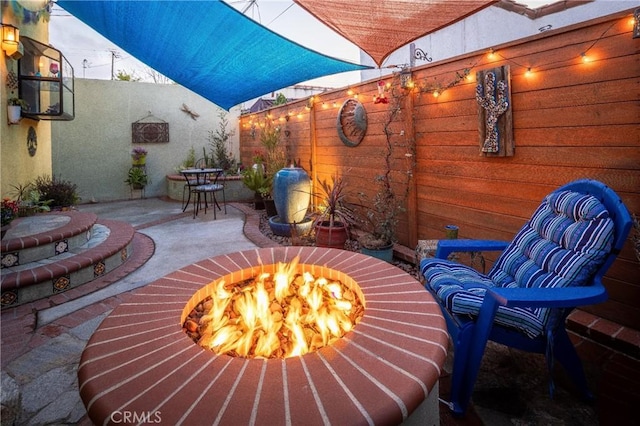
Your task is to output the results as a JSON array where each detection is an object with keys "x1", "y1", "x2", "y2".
[{"x1": 315, "y1": 221, "x2": 348, "y2": 249}]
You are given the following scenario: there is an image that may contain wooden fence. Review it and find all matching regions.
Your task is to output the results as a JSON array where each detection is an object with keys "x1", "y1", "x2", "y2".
[{"x1": 239, "y1": 11, "x2": 639, "y2": 329}]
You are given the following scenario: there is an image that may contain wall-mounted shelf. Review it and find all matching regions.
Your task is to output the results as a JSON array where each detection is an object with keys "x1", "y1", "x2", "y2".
[{"x1": 18, "y1": 36, "x2": 74, "y2": 121}]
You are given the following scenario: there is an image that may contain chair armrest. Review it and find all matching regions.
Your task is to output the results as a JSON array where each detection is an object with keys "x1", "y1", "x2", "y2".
[
  {"x1": 486, "y1": 281, "x2": 608, "y2": 309},
  {"x1": 435, "y1": 239, "x2": 509, "y2": 259}
]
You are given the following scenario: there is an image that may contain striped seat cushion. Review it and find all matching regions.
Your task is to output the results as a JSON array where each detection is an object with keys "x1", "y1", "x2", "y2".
[{"x1": 422, "y1": 190, "x2": 615, "y2": 338}]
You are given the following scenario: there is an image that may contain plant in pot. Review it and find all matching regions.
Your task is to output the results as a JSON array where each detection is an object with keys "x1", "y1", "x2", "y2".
[
  {"x1": 131, "y1": 146, "x2": 148, "y2": 166},
  {"x1": 10, "y1": 183, "x2": 52, "y2": 216},
  {"x1": 125, "y1": 167, "x2": 149, "y2": 189},
  {"x1": 241, "y1": 167, "x2": 276, "y2": 216},
  {"x1": 312, "y1": 174, "x2": 357, "y2": 249},
  {"x1": 355, "y1": 76, "x2": 415, "y2": 262},
  {"x1": 7, "y1": 97, "x2": 28, "y2": 124},
  {"x1": 355, "y1": 167, "x2": 407, "y2": 263},
  {"x1": 33, "y1": 175, "x2": 80, "y2": 210}
]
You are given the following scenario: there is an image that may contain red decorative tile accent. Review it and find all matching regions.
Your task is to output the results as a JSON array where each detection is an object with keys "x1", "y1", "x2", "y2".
[{"x1": 78, "y1": 247, "x2": 448, "y2": 425}]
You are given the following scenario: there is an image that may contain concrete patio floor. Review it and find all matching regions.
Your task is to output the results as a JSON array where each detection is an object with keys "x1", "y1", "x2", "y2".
[{"x1": 1, "y1": 197, "x2": 602, "y2": 425}]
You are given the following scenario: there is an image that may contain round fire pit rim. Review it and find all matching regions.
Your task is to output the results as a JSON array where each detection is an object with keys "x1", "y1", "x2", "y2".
[{"x1": 80, "y1": 246, "x2": 448, "y2": 426}]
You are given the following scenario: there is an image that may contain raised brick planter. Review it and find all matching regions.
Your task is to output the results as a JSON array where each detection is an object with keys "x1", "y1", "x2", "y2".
[{"x1": 78, "y1": 246, "x2": 448, "y2": 425}]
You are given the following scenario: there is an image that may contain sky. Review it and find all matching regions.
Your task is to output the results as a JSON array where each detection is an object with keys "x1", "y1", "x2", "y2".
[{"x1": 49, "y1": 0, "x2": 362, "y2": 88}]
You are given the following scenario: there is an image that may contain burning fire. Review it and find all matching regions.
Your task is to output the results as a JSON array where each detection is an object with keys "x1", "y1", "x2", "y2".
[{"x1": 184, "y1": 257, "x2": 364, "y2": 359}]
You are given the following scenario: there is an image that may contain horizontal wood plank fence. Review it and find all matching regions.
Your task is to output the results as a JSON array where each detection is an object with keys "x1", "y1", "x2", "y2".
[{"x1": 239, "y1": 11, "x2": 639, "y2": 330}]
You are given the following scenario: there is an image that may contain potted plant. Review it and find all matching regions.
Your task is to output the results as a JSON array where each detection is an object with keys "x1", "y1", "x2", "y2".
[
  {"x1": 131, "y1": 146, "x2": 148, "y2": 166},
  {"x1": 10, "y1": 183, "x2": 52, "y2": 217},
  {"x1": 31, "y1": 175, "x2": 80, "y2": 210},
  {"x1": 312, "y1": 174, "x2": 356, "y2": 249},
  {"x1": 355, "y1": 79, "x2": 414, "y2": 262},
  {"x1": 125, "y1": 167, "x2": 149, "y2": 189},
  {"x1": 356, "y1": 172, "x2": 405, "y2": 262},
  {"x1": 7, "y1": 97, "x2": 28, "y2": 124},
  {"x1": 358, "y1": 192, "x2": 398, "y2": 262},
  {"x1": 241, "y1": 167, "x2": 275, "y2": 214}
]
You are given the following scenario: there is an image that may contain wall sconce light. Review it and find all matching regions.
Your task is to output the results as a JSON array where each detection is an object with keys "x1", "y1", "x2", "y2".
[
  {"x1": 400, "y1": 67, "x2": 412, "y2": 89},
  {"x1": 633, "y1": 8, "x2": 640, "y2": 39},
  {"x1": 1, "y1": 23, "x2": 21, "y2": 58}
]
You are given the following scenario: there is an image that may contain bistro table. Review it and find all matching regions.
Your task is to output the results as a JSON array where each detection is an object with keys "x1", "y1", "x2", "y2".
[{"x1": 180, "y1": 168, "x2": 224, "y2": 218}]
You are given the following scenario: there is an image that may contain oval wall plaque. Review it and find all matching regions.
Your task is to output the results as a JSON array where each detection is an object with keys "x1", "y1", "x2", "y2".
[
  {"x1": 336, "y1": 99, "x2": 367, "y2": 147},
  {"x1": 27, "y1": 126, "x2": 37, "y2": 157}
]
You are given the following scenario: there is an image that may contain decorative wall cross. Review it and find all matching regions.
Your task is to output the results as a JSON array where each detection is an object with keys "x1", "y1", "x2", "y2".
[{"x1": 475, "y1": 66, "x2": 514, "y2": 157}]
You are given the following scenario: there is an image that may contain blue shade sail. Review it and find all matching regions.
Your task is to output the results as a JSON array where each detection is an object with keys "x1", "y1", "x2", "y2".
[{"x1": 56, "y1": 0, "x2": 369, "y2": 110}]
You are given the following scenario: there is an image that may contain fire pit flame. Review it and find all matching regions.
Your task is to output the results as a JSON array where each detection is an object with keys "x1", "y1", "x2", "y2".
[{"x1": 188, "y1": 256, "x2": 364, "y2": 359}]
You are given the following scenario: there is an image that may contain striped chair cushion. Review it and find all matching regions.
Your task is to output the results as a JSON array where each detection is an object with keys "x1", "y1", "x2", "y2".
[{"x1": 422, "y1": 190, "x2": 615, "y2": 338}]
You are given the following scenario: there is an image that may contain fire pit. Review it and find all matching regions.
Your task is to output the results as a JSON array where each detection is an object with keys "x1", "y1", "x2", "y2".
[{"x1": 78, "y1": 247, "x2": 448, "y2": 425}]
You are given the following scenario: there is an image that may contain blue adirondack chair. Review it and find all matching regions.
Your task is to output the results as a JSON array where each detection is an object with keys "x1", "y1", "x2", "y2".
[{"x1": 420, "y1": 179, "x2": 632, "y2": 415}]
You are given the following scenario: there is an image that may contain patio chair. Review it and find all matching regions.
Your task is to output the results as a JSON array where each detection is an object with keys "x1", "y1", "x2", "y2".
[
  {"x1": 181, "y1": 158, "x2": 212, "y2": 211},
  {"x1": 191, "y1": 168, "x2": 226, "y2": 220},
  {"x1": 420, "y1": 179, "x2": 632, "y2": 416}
]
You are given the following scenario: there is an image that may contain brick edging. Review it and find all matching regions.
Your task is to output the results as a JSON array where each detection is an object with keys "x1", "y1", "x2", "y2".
[
  {"x1": 1, "y1": 219, "x2": 134, "y2": 291},
  {"x1": 567, "y1": 309, "x2": 640, "y2": 360},
  {"x1": 1, "y1": 211, "x2": 97, "y2": 252}
]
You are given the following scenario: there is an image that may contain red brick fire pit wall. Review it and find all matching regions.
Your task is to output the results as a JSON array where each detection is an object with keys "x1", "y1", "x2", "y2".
[{"x1": 78, "y1": 247, "x2": 448, "y2": 425}]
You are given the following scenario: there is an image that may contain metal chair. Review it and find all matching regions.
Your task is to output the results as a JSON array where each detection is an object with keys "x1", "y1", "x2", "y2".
[
  {"x1": 181, "y1": 158, "x2": 211, "y2": 211},
  {"x1": 192, "y1": 169, "x2": 226, "y2": 219},
  {"x1": 420, "y1": 179, "x2": 632, "y2": 416}
]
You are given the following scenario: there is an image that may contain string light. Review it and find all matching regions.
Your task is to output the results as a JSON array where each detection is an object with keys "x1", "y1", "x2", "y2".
[{"x1": 241, "y1": 16, "x2": 621, "y2": 129}]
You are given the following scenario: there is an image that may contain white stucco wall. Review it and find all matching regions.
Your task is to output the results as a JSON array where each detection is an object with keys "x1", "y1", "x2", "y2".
[
  {"x1": 51, "y1": 79, "x2": 240, "y2": 203},
  {"x1": 359, "y1": 0, "x2": 634, "y2": 81}
]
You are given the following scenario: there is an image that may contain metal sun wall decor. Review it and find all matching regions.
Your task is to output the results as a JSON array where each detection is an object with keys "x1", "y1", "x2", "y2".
[
  {"x1": 476, "y1": 65, "x2": 514, "y2": 157},
  {"x1": 337, "y1": 98, "x2": 367, "y2": 147}
]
